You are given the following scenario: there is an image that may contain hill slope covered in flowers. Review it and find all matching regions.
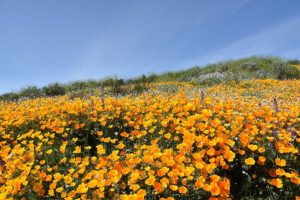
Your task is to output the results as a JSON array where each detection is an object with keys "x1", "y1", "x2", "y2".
[{"x1": 0, "y1": 80, "x2": 299, "y2": 200}]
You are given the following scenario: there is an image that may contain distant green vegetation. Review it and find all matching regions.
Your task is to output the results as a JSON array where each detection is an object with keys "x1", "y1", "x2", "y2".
[
  {"x1": 157, "y1": 56, "x2": 300, "y2": 85},
  {"x1": 1, "y1": 56, "x2": 300, "y2": 101},
  {"x1": 287, "y1": 59, "x2": 300, "y2": 65}
]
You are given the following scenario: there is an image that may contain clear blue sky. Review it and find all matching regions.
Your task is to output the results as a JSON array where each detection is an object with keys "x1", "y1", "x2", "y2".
[{"x1": 1, "y1": 0, "x2": 300, "y2": 94}]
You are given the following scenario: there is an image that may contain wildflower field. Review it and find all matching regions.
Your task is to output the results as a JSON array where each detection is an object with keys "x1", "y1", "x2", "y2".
[{"x1": 0, "y1": 80, "x2": 299, "y2": 200}]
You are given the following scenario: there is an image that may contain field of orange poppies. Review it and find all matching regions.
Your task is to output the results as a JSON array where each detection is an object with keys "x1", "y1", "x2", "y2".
[{"x1": 0, "y1": 80, "x2": 299, "y2": 200}]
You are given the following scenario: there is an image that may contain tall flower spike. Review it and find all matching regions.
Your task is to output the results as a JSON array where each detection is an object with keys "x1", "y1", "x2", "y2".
[
  {"x1": 273, "y1": 97, "x2": 279, "y2": 113},
  {"x1": 201, "y1": 90, "x2": 205, "y2": 102},
  {"x1": 89, "y1": 89, "x2": 94, "y2": 108},
  {"x1": 100, "y1": 85, "x2": 105, "y2": 106}
]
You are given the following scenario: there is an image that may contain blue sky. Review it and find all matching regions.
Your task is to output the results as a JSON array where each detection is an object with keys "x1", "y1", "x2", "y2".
[{"x1": 1, "y1": 0, "x2": 300, "y2": 94}]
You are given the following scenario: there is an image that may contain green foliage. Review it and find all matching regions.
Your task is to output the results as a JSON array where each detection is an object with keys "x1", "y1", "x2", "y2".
[
  {"x1": 110, "y1": 78, "x2": 125, "y2": 95},
  {"x1": 157, "y1": 56, "x2": 300, "y2": 84},
  {"x1": 132, "y1": 83, "x2": 148, "y2": 94},
  {"x1": 43, "y1": 83, "x2": 66, "y2": 96},
  {"x1": 19, "y1": 86, "x2": 43, "y2": 99},
  {"x1": 67, "y1": 81, "x2": 92, "y2": 91},
  {"x1": 0, "y1": 92, "x2": 19, "y2": 101},
  {"x1": 273, "y1": 63, "x2": 300, "y2": 79},
  {"x1": 287, "y1": 59, "x2": 300, "y2": 65}
]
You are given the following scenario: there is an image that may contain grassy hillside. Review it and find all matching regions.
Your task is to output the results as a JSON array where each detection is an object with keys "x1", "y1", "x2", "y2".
[
  {"x1": 292, "y1": 64, "x2": 300, "y2": 72},
  {"x1": 1, "y1": 56, "x2": 300, "y2": 101},
  {"x1": 157, "y1": 56, "x2": 300, "y2": 84}
]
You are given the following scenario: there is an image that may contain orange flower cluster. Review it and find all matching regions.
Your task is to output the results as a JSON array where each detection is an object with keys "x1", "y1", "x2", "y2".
[{"x1": 0, "y1": 79, "x2": 299, "y2": 199}]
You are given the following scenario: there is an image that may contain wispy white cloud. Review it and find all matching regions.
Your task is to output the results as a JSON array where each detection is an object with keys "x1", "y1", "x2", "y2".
[
  {"x1": 220, "y1": 17, "x2": 300, "y2": 55},
  {"x1": 184, "y1": 16, "x2": 300, "y2": 67}
]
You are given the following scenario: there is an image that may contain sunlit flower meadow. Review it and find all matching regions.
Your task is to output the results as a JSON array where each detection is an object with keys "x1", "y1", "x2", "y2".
[{"x1": 0, "y1": 80, "x2": 299, "y2": 200}]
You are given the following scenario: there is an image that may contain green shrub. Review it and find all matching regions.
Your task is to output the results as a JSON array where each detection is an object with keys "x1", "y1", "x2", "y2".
[
  {"x1": 0, "y1": 92, "x2": 19, "y2": 101},
  {"x1": 287, "y1": 59, "x2": 300, "y2": 65},
  {"x1": 273, "y1": 63, "x2": 300, "y2": 80},
  {"x1": 43, "y1": 83, "x2": 66, "y2": 96},
  {"x1": 19, "y1": 86, "x2": 42, "y2": 98}
]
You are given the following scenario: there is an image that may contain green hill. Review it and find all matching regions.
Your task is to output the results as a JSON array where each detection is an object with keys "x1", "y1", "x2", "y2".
[
  {"x1": 1, "y1": 56, "x2": 299, "y2": 101},
  {"x1": 156, "y1": 56, "x2": 300, "y2": 85}
]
